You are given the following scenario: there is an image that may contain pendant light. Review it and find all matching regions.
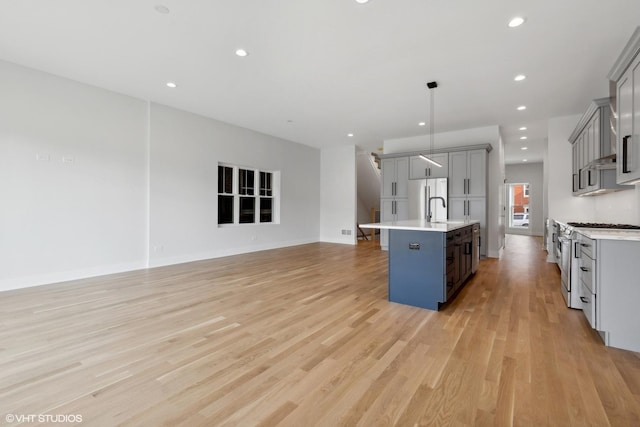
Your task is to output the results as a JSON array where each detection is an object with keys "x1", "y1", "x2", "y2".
[{"x1": 419, "y1": 81, "x2": 442, "y2": 167}]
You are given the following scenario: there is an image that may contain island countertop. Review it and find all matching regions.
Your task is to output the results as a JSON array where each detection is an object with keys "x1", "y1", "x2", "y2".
[{"x1": 360, "y1": 219, "x2": 480, "y2": 232}]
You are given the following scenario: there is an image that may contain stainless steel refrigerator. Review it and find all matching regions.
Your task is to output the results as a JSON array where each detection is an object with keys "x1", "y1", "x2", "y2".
[{"x1": 407, "y1": 178, "x2": 448, "y2": 221}]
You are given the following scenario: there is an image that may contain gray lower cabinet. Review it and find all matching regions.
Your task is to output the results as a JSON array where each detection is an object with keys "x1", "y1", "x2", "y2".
[
  {"x1": 380, "y1": 198, "x2": 408, "y2": 250},
  {"x1": 449, "y1": 197, "x2": 486, "y2": 256},
  {"x1": 389, "y1": 225, "x2": 474, "y2": 311},
  {"x1": 575, "y1": 232, "x2": 640, "y2": 352}
]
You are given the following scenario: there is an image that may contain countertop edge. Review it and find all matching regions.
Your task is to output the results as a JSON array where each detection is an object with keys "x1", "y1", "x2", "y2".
[{"x1": 360, "y1": 220, "x2": 480, "y2": 233}]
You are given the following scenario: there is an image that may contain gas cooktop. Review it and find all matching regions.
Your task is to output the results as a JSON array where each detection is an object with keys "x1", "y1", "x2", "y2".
[{"x1": 566, "y1": 222, "x2": 640, "y2": 230}]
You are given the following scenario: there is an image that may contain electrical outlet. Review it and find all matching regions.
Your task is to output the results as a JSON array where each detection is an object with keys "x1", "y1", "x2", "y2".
[{"x1": 36, "y1": 153, "x2": 50, "y2": 161}]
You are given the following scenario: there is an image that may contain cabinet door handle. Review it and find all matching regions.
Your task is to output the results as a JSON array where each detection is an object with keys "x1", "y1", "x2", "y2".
[
  {"x1": 580, "y1": 296, "x2": 589, "y2": 304},
  {"x1": 425, "y1": 168, "x2": 429, "y2": 177},
  {"x1": 580, "y1": 266, "x2": 589, "y2": 272},
  {"x1": 578, "y1": 168, "x2": 583, "y2": 189},
  {"x1": 622, "y1": 135, "x2": 631, "y2": 174},
  {"x1": 479, "y1": 236, "x2": 481, "y2": 247},
  {"x1": 588, "y1": 169, "x2": 593, "y2": 186},
  {"x1": 574, "y1": 242, "x2": 580, "y2": 258},
  {"x1": 572, "y1": 173, "x2": 577, "y2": 192}
]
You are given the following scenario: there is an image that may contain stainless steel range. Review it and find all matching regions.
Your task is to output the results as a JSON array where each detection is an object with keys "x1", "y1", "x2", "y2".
[{"x1": 557, "y1": 221, "x2": 640, "y2": 309}]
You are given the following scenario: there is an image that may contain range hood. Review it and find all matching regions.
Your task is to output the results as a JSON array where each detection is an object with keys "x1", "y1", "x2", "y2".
[{"x1": 586, "y1": 154, "x2": 616, "y2": 170}]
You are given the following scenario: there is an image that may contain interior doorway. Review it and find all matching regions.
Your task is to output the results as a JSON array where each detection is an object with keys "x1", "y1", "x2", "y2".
[{"x1": 507, "y1": 183, "x2": 530, "y2": 230}]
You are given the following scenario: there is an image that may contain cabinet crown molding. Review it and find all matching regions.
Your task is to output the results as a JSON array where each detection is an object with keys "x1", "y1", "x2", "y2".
[
  {"x1": 379, "y1": 143, "x2": 492, "y2": 159},
  {"x1": 568, "y1": 98, "x2": 610, "y2": 144},
  {"x1": 607, "y1": 26, "x2": 640, "y2": 81}
]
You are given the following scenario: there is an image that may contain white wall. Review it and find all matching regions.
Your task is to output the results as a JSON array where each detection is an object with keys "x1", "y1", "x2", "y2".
[
  {"x1": 0, "y1": 60, "x2": 148, "y2": 290},
  {"x1": 149, "y1": 103, "x2": 320, "y2": 267},
  {"x1": 0, "y1": 60, "x2": 322, "y2": 291},
  {"x1": 320, "y1": 145, "x2": 357, "y2": 244},
  {"x1": 547, "y1": 115, "x2": 594, "y2": 221},
  {"x1": 383, "y1": 125, "x2": 504, "y2": 258},
  {"x1": 593, "y1": 186, "x2": 640, "y2": 224},
  {"x1": 506, "y1": 163, "x2": 544, "y2": 236}
]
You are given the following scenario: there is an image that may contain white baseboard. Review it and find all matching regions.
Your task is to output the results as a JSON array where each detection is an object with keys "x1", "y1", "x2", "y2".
[
  {"x1": 1, "y1": 239, "x2": 322, "y2": 292},
  {"x1": 0, "y1": 261, "x2": 147, "y2": 292},
  {"x1": 148, "y1": 238, "x2": 319, "y2": 268}
]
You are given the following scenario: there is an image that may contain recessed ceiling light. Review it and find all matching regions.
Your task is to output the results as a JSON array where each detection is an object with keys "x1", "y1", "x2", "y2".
[
  {"x1": 520, "y1": 136, "x2": 527, "y2": 140},
  {"x1": 519, "y1": 127, "x2": 527, "y2": 131},
  {"x1": 347, "y1": 133, "x2": 354, "y2": 137},
  {"x1": 355, "y1": 0, "x2": 370, "y2": 3},
  {"x1": 418, "y1": 122, "x2": 426, "y2": 126},
  {"x1": 508, "y1": 17, "x2": 525, "y2": 28},
  {"x1": 166, "y1": 82, "x2": 177, "y2": 88},
  {"x1": 514, "y1": 74, "x2": 526, "y2": 82},
  {"x1": 522, "y1": 159, "x2": 528, "y2": 162},
  {"x1": 235, "y1": 49, "x2": 248, "y2": 57},
  {"x1": 521, "y1": 147, "x2": 528, "y2": 150},
  {"x1": 517, "y1": 105, "x2": 527, "y2": 111},
  {"x1": 154, "y1": 5, "x2": 170, "y2": 14}
]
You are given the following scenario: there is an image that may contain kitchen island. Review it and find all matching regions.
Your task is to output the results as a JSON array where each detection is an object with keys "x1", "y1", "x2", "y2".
[{"x1": 361, "y1": 220, "x2": 480, "y2": 311}]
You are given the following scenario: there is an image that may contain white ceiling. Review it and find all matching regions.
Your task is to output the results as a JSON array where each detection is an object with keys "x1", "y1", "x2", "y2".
[{"x1": 1, "y1": 1, "x2": 638, "y2": 165}]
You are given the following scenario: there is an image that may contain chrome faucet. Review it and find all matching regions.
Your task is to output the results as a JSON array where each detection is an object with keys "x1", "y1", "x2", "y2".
[{"x1": 427, "y1": 196, "x2": 446, "y2": 222}]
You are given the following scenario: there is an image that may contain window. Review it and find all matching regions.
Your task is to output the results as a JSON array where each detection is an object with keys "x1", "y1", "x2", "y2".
[
  {"x1": 218, "y1": 166, "x2": 234, "y2": 224},
  {"x1": 217, "y1": 164, "x2": 278, "y2": 225}
]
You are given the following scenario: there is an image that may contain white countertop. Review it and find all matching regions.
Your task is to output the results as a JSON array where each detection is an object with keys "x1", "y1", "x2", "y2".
[
  {"x1": 574, "y1": 229, "x2": 640, "y2": 241},
  {"x1": 552, "y1": 219, "x2": 640, "y2": 241},
  {"x1": 360, "y1": 219, "x2": 480, "y2": 232}
]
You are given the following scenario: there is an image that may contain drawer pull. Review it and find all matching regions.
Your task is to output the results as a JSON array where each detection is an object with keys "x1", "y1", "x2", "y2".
[
  {"x1": 580, "y1": 267, "x2": 589, "y2": 272},
  {"x1": 580, "y1": 296, "x2": 589, "y2": 304}
]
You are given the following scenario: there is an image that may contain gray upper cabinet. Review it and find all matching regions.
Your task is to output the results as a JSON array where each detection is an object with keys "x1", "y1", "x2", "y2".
[
  {"x1": 449, "y1": 149, "x2": 486, "y2": 198},
  {"x1": 380, "y1": 157, "x2": 409, "y2": 250},
  {"x1": 379, "y1": 145, "x2": 490, "y2": 253},
  {"x1": 608, "y1": 26, "x2": 640, "y2": 185},
  {"x1": 568, "y1": 98, "x2": 628, "y2": 195},
  {"x1": 409, "y1": 153, "x2": 449, "y2": 179},
  {"x1": 448, "y1": 149, "x2": 487, "y2": 256},
  {"x1": 381, "y1": 157, "x2": 409, "y2": 198}
]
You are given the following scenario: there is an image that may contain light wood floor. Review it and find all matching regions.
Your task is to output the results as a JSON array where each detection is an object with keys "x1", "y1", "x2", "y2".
[{"x1": 1, "y1": 236, "x2": 639, "y2": 426}]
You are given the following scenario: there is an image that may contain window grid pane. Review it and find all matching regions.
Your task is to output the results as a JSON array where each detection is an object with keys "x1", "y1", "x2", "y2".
[
  {"x1": 260, "y1": 172, "x2": 272, "y2": 196},
  {"x1": 260, "y1": 197, "x2": 273, "y2": 223},
  {"x1": 239, "y1": 169, "x2": 255, "y2": 196},
  {"x1": 218, "y1": 166, "x2": 233, "y2": 194},
  {"x1": 239, "y1": 197, "x2": 255, "y2": 223},
  {"x1": 218, "y1": 195, "x2": 234, "y2": 224}
]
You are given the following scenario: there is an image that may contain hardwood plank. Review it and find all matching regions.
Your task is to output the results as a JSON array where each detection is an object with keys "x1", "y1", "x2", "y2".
[{"x1": 0, "y1": 237, "x2": 639, "y2": 426}]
